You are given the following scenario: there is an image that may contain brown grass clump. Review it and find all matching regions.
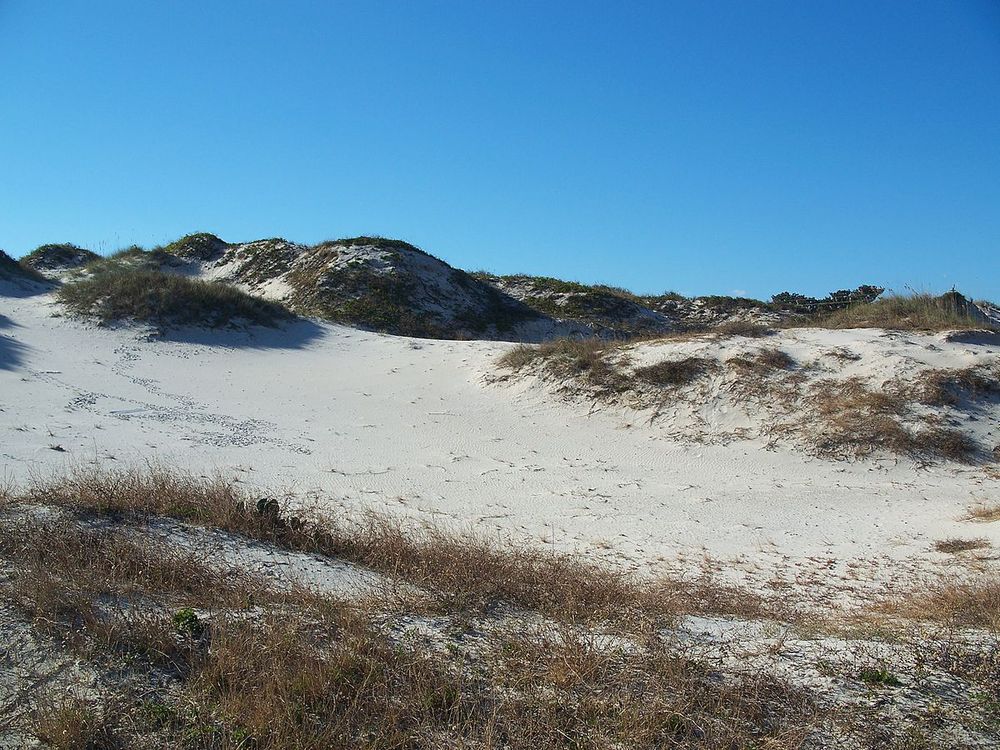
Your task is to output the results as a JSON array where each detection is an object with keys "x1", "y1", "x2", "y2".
[
  {"x1": 897, "y1": 578, "x2": 1000, "y2": 630},
  {"x1": 635, "y1": 356, "x2": 718, "y2": 387},
  {"x1": 497, "y1": 338, "x2": 630, "y2": 397},
  {"x1": 32, "y1": 697, "x2": 121, "y2": 750},
  {"x1": 808, "y1": 378, "x2": 978, "y2": 463},
  {"x1": 731, "y1": 348, "x2": 796, "y2": 373},
  {"x1": 933, "y1": 538, "x2": 991, "y2": 554},
  {"x1": 965, "y1": 503, "x2": 1000, "y2": 523},
  {"x1": 813, "y1": 292, "x2": 993, "y2": 332},
  {"x1": 918, "y1": 365, "x2": 1000, "y2": 406}
]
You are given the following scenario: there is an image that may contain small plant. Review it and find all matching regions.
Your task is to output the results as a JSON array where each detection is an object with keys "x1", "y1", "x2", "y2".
[
  {"x1": 173, "y1": 607, "x2": 205, "y2": 637},
  {"x1": 857, "y1": 667, "x2": 903, "y2": 687}
]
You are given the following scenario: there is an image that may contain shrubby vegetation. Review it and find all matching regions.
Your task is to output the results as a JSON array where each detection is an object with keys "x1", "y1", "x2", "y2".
[
  {"x1": 20, "y1": 243, "x2": 99, "y2": 271},
  {"x1": 771, "y1": 285, "x2": 885, "y2": 313},
  {"x1": 57, "y1": 268, "x2": 289, "y2": 327}
]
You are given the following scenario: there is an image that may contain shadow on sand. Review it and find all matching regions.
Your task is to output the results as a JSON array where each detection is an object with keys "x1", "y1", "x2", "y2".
[
  {"x1": 0, "y1": 277, "x2": 54, "y2": 299},
  {"x1": 0, "y1": 313, "x2": 28, "y2": 371},
  {"x1": 154, "y1": 317, "x2": 329, "y2": 351}
]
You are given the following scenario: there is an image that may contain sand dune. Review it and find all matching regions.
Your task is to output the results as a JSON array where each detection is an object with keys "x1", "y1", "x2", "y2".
[{"x1": 3, "y1": 285, "x2": 998, "y2": 604}]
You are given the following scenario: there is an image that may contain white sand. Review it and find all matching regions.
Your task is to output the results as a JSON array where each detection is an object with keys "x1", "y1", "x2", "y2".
[{"x1": 2, "y1": 285, "x2": 998, "y2": 602}]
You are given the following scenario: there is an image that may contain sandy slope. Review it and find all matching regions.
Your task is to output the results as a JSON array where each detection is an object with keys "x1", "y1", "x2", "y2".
[{"x1": 2, "y1": 286, "x2": 998, "y2": 603}]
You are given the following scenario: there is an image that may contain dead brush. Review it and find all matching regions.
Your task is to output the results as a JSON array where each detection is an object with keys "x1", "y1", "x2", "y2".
[
  {"x1": 806, "y1": 378, "x2": 979, "y2": 462},
  {"x1": 891, "y1": 578, "x2": 1000, "y2": 630},
  {"x1": 634, "y1": 356, "x2": 718, "y2": 387},
  {"x1": 730, "y1": 347, "x2": 796, "y2": 373},
  {"x1": 16, "y1": 466, "x2": 775, "y2": 628},
  {"x1": 0, "y1": 512, "x2": 250, "y2": 674},
  {"x1": 917, "y1": 364, "x2": 1000, "y2": 406},
  {"x1": 31, "y1": 696, "x2": 122, "y2": 750},
  {"x1": 933, "y1": 538, "x2": 991, "y2": 554},
  {"x1": 965, "y1": 502, "x2": 1000, "y2": 523}
]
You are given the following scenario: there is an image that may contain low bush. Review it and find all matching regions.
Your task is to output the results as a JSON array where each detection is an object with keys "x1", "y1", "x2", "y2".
[
  {"x1": 57, "y1": 268, "x2": 290, "y2": 327},
  {"x1": 498, "y1": 338, "x2": 630, "y2": 396},
  {"x1": 19, "y1": 243, "x2": 99, "y2": 271}
]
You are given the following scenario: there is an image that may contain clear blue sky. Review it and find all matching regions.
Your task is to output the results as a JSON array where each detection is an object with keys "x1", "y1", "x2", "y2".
[{"x1": 2, "y1": 1, "x2": 998, "y2": 300}]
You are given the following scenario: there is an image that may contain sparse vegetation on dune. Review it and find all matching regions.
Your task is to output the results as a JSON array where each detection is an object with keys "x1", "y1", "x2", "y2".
[
  {"x1": 57, "y1": 268, "x2": 290, "y2": 327},
  {"x1": 0, "y1": 505, "x2": 815, "y2": 749},
  {"x1": 918, "y1": 364, "x2": 1000, "y2": 406},
  {"x1": 498, "y1": 334, "x2": 995, "y2": 464},
  {"x1": 19, "y1": 243, "x2": 99, "y2": 272},
  {"x1": 3, "y1": 466, "x2": 1000, "y2": 748},
  {"x1": 635, "y1": 356, "x2": 719, "y2": 387},
  {"x1": 805, "y1": 377, "x2": 979, "y2": 462},
  {"x1": 22, "y1": 466, "x2": 765, "y2": 626},
  {"x1": 808, "y1": 291, "x2": 996, "y2": 332},
  {"x1": 499, "y1": 338, "x2": 633, "y2": 396}
]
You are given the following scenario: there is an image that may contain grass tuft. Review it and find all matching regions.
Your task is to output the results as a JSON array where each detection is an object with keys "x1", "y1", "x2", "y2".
[{"x1": 933, "y1": 538, "x2": 991, "y2": 554}]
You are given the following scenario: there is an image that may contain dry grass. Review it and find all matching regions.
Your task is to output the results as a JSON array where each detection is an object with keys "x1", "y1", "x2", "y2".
[
  {"x1": 933, "y1": 538, "x2": 991, "y2": 554},
  {"x1": 32, "y1": 697, "x2": 122, "y2": 750},
  {"x1": 17, "y1": 466, "x2": 770, "y2": 627},
  {"x1": 497, "y1": 338, "x2": 631, "y2": 397},
  {"x1": 918, "y1": 364, "x2": 1000, "y2": 406},
  {"x1": 811, "y1": 292, "x2": 993, "y2": 332},
  {"x1": 730, "y1": 347, "x2": 796, "y2": 373},
  {"x1": 0, "y1": 478, "x2": 818, "y2": 749},
  {"x1": 965, "y1": 503, "x2": 1000, "y2": 523},
  {"x1": 896, "y1": 578, "x2": 1000, "y2": 630},
  {"x1": 808, "y1": 378, "x2": 978, "y2": 462},
  {"x1": 635, "y1": 356, "x2": 718, "y2": 387}
]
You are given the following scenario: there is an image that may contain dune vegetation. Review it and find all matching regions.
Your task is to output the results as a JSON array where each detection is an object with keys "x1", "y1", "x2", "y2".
[
  {"x1": 807, "y1": 292, "x2": 995, "y2": 332},
  {"x1": 57, "y1": 268, "x2": 290, "y2": 327},
  {"x1": 1, "y1": 466, "x2": 998, "y2": 749}
]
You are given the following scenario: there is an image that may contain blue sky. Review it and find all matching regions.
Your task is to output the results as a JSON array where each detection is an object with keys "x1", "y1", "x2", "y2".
[{"x1": 2, "y1": 1, "x2": 998, "y2": 300}]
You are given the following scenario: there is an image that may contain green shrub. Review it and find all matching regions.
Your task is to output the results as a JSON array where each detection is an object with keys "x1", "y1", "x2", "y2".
[
  {"x1": 162, "y1": 233, "x2": 228, "y2": 260},
  {"x1": 57, "y1": 269, "x2": 290, "y2": 327},
  {"x1": 20, "y1": 243, "x2": 99, "y2": 271}
]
